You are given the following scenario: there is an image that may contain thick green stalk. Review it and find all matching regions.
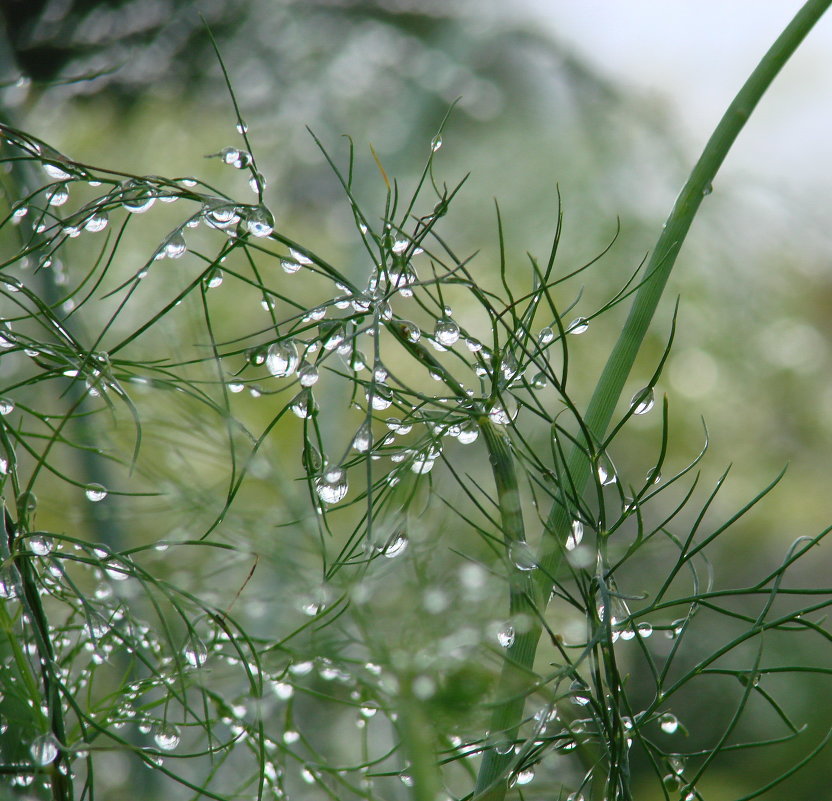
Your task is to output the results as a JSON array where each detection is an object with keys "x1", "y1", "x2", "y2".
[
  {"x1": 474, "y1": 420, "x2": 543, "y2": 799},
  {"x1": 474, "y1": 2, "x2": 832, "y2": 798}
]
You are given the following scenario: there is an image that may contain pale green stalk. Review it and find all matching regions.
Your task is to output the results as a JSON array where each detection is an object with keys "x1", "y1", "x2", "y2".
[{"x1": 474, "y1": 1, "x2": 832, "y2": 798}]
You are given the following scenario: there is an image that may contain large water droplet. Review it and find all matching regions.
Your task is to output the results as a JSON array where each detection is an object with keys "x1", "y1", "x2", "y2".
[
  {"x1": 508, "y1": 540, "x2": 536, "y2": 571},
  {"x1": 566, "y1": 520, "x2": 583, "y2": 551},
  {"x1": 456, "y1": 421, "x2": 479, "y2": 445},
  {"x1": 183, "y1": 634, "x2": 208, "y2": 668},
  {"x1": 243, "y1": 205, "x2": 274, "y2": 237},
  {"x1": 0, "y1": 398, "x2": 15, "y2": 415},
  {"x1": 219, "y1": 146, "x2": 252, "y2": 169},
  {"x1": 596, "y1": 454, "x2": 616, "y2": 485},
  {"x1": 497, "y1": 623, "x2": 515, "y2": 648},
  {"x1": 381, "y1": 532, "x2": 408, "y2": 558},
  {"x1": 637, "y1": 621, "x2": 653, "y2": 638},
  {"x1": 538, "y1": 327, "x2": 554, "y2": 345},
  {"x1": 266, "y1": 340, "x2": 299, "y2": 378},
  {"x1": 289, "y1": 390, "x2": 314, "y2": 419},
  {"x1": 567, "y1": 317, "x2": 589, "y2": 335},
  {"x1": 659, "y1": 713, "x2": 679, "y2": 734},
  {"x1": 121, "y1": 181, "x2": 156, "y2": 214},
  {"x1": 30, "y1": 733, "x2": 59, "y2": 766},
  {"x1": 570, "y1": 679, "x2": 591, "y2": 706},
  {"x1": 515, "y1": 767, "x2": 534, "y2": 786},
  {"x1": 298, "y1": 363, "x2": 319, "y2": 387},
  {"x1": 84, "y1": 211, "x2": 109, "y2": 233},
  {"x1": 630, "y1": 386, "x2": 655, "y2": 415},
  {"x1": 27, "y1": 533, "x2": 51, "y2": 555},
  {"x1": 153, "y1": 723, "x2": 181, "y2": 751},
  {"x1": 316, "y1": 467, "x2": 348, "y2": 504},
  {"x1": 162, "y1": 231, "x2": 187, "y2": 259},
  {"x1": 85, "y1": 483, "x2": 108, "y2": 503},
  {"x1": 434, "y1": 317, "x2": 460, "y2": 347},
  {"x1": 430, "y1": 134, "x2": 443, "y2": 152},
  {"x1": 367, "y1": 384, "x2": 393, "y2": 411},
  {"x1": 48, "y1": 183, "x2": 69, "y2": 207},
  {"x1": 352, "y1": 421, "x2": 372, "y2": 452}
]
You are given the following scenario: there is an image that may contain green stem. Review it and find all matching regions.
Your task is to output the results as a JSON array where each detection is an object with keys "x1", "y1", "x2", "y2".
[
  {"x1": 474, "y1": 420, "x2": 543, "y2": 799},
  {"x1": 474, "y1": 1, "x2": 832, "y2": 798}
]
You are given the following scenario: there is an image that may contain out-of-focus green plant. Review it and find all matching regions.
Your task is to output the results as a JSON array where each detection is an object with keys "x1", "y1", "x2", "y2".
[{"x1": 1, "y1": 3, "x2": 832, "y2": 801}]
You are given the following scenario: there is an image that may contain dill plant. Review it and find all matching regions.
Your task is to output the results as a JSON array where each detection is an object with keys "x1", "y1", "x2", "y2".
[{"x1": 1, "y1": 3, "x2": 832, "y2": 801}]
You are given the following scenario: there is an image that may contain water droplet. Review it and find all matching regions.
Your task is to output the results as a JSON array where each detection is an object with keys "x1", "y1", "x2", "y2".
[
  {"x1": 515, "y1": 767, "x2": 534, "y2": 786},
  {"x1": 508, "y1": 540, "x2": 536, "y2": 571},
  {"x1": 281, "y1": 259, "x2": 301, "y2": 274},
  {"x1": 400, "y1": 772, "x2": 414, "y2": 787},
  {"x1": 266, "y1": 340, "x2": 299, "y2": 378},
  {"x1": 596, "y1": 454, "x2": 616, "y2": 485},
  {"x1": 646, "y1": 467, "x2": 662, "y2": 484},
  {"x1": 566, "y1": 793, "x2": 584, "y2": 801},
  {"x1": 204, "y1": 267, "x2": 223, "y2": 289},
  {"x1": 153, "y1": 723, "x2": 181, "y2": 751},
  {"x1": 497, "y1": 624, "x2": 515, "y2": 648},
  {"x1": 283, "y1": 729, "x2": 300, "y2": 744},
  {"x1": 352, "y1": 421, "x2": 372, "y2": 453},
  {"x1": 121, "y1": 181, "x2": 156, "y2": 213},
  {"x1": 84, "y1": 211, "x2": 108, "y2": 232},
  {"x1": 203, "y1": 200, "x2": 240, "y2": 229},
  {"x1": 0, "y1": 398, "x2": 14, "y2": 415},
  {"x1": 219, "y1": 146, "x2": 252, "y2": 169},
  {"x1": 538, "y1": 326, "x2": 554, "y2": 345},
  {"x1": 489, "y1": 396, "x2": 518, "y2": 425},
  {"x1": 30, "y1": 733, "x2": 59, "y2": 766},
  {"x1": 48, "y1": 183, "x2": 69, "y2": 207},
  {"x1": 702, "y1": 181, "x2": 714, "y2": 196},
  {"x1": 663, "y1": 774, "x2": 682, "y2": 792},
  {"x1": 630, "y1": 386, "x2": 655, "y2": 415},
  {"x1": 272, "y1": 680, "x2": 293, "y2": 700},
  {"x1": 637, "y1": 621, "x2": 653, "y2": 638},
  {"x1": 367, "y1": 384, "x2": 393, "y2": 411},
  {"x1": 290, "y1": 390, "x2": 314, "y2": 419},
  {"x1": 570, "y1": 679, "x2": 591, "y2": 706},
  {"x1": 410, "y1": 449, "x2": 436, "y2": 474},
  {"x1": 183, "y1": 635, "x2": 208, "y2": 668},
  {"x1": 247, "y1": 346, "x2": 268, "y2": 367},
  {"x1": 381, "y1": 533, "x2": 408, "y2": 558},
  {"x1": 85, "y1": 483, "x2": 108, "y2": 503},
  {"x1": 566, "y1": 520, "x2": 583, "y2": 551},
  {"x1": 434, "y1": 317, "x2": 460, "y2": 347},
  {"x1": 249, "y1": 171, "x2": 266, "y2": 193},
  {"x1": 298, "y1": 363, "x2": 319, "y2": 387},
  {"x1": 243, "y1": 205, "x2": 274, "y2": 237},
  {"x1": 373, "y1": 362, "x2": 389, "y2": 383},
  {"x1": 316, "y1": 467, "x2": 348, "y2": 504},
  {"x1": 398, "y1": 320, "x2": 421, "y2": 342},
  {"x1": 27, "y1": 534, "x2": 51, "y2": 555},
  {"x1": 659, "y1": 712, "x2": 679, "y2": 734},
  {"x1": 162, "y1": 231, "x2": 187, "y2": 260},
  {"x1": 430, "y1": 134, "x2": 443, "y2": 152},
  {"x1": 456, "y1": 421, "x2": 479, "y2": 444},
  {"x1": 44, "y1": 162, "x2": 72, "y2": 181},
  {"x1": 289, "y1": 248, "x2": 313, "y2": 266},
  {"x1": 567, "y1": 317, "x2": 589, "y2": 335}
]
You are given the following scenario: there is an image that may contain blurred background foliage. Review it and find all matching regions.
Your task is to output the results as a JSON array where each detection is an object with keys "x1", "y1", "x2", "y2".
[{"x1": 1, "y1": 1, "x2": 831, "y2": 799}]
